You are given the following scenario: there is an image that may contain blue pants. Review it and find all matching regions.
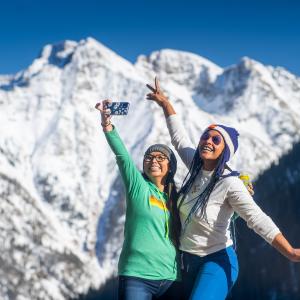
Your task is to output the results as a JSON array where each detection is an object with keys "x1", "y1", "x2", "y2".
[
  {"x1": 118, "y1": 275, "x2": 174, "y2": 300},
  {"x1": 181, "y1": 246, "x2": 239, "y2": 300}
]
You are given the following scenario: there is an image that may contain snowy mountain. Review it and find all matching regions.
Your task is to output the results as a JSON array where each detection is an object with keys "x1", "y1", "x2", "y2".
[{"x1": 1, "y1": 37, "x2": 300, "y2": 300}]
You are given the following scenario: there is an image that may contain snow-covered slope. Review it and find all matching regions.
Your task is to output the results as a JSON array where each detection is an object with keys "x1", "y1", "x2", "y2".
[{"x1": 1, "y1": 37, "x2": 300, "y2": 300}]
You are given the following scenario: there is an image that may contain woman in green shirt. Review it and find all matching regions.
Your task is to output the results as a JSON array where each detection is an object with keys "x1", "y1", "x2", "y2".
[{"x1": 95, "y1": 100, "x2": 180, "y2": 300}]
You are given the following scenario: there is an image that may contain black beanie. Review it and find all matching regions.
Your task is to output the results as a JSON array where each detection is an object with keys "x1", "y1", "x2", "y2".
[{"x1": 144, "y1": 144, "x2": 177, "y2": 176}]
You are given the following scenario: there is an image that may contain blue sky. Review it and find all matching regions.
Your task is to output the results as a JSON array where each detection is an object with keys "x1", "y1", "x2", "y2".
[{"x1": 1, "y1": 0, "x2": 300, "y2": 76}]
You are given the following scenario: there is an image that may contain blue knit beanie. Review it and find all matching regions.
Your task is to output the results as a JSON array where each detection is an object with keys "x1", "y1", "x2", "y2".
[{"x1": 203, "y1": 124, "x2": 239, "y2": 176}]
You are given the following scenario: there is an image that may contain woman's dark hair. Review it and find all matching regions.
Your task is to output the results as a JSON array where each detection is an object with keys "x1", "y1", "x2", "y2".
[
  {"x1": 165, "y1": 175, "x2": 181, "y2": 249},
  {"x1": 178, "y1": 146, "x2": 226, "y2": 231}
]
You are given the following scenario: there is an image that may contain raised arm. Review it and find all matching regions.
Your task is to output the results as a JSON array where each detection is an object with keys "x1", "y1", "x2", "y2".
[
  {"x1": 95, "y1": 100, "x2": 147, "y2": 198},
  {"x1": 227, "y1": 178, "x2": 300, "y2": 262},
  {"x1": 146, "y1": 77, "x2": 176, "y2": 118},
  {"x1": 146, "y1": 77, "x2": 196, "y2": 168}
]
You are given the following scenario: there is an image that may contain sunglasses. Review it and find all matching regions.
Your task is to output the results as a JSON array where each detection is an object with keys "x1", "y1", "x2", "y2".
[
  {"x1": 144, "y1": 154, "x2": 168, "y2": 162},
  {"x1": 200, "y1": 132, "x2": 222, "y2": 145}
]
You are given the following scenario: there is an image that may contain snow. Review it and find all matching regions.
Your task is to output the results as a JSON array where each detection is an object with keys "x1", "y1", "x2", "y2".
[{"x1": 1, "y1": 37, "x2": 300, "y2": 299}]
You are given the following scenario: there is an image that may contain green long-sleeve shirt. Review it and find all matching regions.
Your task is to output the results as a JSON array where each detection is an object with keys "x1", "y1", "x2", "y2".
[{"x1": 105, "y1": 127, "x2": 179, "y2": 280}]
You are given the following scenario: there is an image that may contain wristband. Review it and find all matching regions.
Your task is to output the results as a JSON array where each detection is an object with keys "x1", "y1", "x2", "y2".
[{"x1": 101, "y1": 121, "x2": 112, "y2": 127}]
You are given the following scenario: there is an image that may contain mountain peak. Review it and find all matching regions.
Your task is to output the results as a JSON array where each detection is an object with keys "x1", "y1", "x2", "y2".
[
  {"x1": 136, "y1": 48, "x2": 222, "y2": 89},
  {"x1": 7, "y1": 37, "x2": 140, "y2": 89},
  {"x1": 137, "y1": 48, "x2": 222, "y2": 73},
  {"x1": 36, "y1": 37, "x2": 128, "y2": 70},
  {"x1": 39, "y1": 40, "x2": 78, "y2": 68}
]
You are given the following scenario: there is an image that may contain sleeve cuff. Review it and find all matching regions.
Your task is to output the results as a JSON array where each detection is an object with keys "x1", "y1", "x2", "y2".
[
  {"x1": 266, "y1": 228, "x2": 281, "y2": 245},
  {"x1": 104, "y1": 124, "x2": 116, "y2": 136}
]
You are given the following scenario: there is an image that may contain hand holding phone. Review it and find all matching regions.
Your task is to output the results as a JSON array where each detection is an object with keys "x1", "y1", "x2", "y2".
[{"x1": 95, "y1": 99, "x2": 113, "y2": 129}]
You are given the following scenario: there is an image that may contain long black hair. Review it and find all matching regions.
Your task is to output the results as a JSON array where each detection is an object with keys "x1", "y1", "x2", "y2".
[
  {"x1": 165, "y1": 174, "x2": 181, "y2": 249},
  {"x1": 178, "y1": 146, "x2": 227, "y2": 231},
  {"x1": 177, "y1": 145, "x2": 240, "y2": 249}
]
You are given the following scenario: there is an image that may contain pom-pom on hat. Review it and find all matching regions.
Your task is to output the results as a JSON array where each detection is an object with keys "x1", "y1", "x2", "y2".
[{"x1": 144, "y1": 144, "x2": 177, "y2": 176}]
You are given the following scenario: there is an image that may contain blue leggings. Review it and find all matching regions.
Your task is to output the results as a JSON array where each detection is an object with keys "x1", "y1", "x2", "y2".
[{"x1": 181, "y1": 246, "x2": 239, "y2": 300}]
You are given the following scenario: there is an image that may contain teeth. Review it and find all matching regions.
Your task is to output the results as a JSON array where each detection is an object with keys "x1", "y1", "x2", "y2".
[
  {"x1": 202, "y1": 146, "x2": 213, "y2": 152},
  {"x1": 150, "y1": 167, "x2": 160, "y2": 171}
]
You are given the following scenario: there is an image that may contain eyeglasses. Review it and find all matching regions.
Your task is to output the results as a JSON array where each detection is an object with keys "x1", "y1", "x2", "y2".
[
  {"x1": 200, "y1": 132, "x2": 222, "y2": 145},
  {"x1": 144, "y1": 154, "x2": 168, "y2": 162}
]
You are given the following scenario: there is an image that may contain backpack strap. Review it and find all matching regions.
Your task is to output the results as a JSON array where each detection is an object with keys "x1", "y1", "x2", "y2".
[{"x1": 220, "y1": 164, "x2": 240, "y2": 178}]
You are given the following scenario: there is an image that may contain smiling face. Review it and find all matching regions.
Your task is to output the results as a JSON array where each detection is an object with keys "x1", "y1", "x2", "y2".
[
  {"x1": 198, "y1": 130, "x2": 225, "y2": 164},
  {"x1": 143, "y1": 151, "x2": 170, "y2": 183}
]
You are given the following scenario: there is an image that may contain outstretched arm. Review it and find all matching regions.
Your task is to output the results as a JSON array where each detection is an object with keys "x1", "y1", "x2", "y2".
[
  {"x1": 146, "y1": 77, "x2": 196, "y2": 168},
  {"x1": 95, "y1": 100, "x2": 147, "y2": 198},
  {"x1": 228, "y1": 178, "x2": 300, "y2": 262}
]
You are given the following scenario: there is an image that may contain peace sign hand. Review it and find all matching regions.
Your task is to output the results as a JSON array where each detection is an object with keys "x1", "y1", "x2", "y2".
[{"x1": 146, "y1": 77, "x2": 169, "y2": 107}]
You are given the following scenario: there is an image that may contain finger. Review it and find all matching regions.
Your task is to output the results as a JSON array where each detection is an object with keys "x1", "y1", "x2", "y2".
[
  {"x1": 146, "y1": 94, "x2": 155, "y2": 100},
  {"x1": 102, "y1": 99, "x2": 112, "y2": 111},
  {"x1": 103, "y1": 99, "x2": 112, "y2": 106},
  {"x1": 146, "y1": 84, "x2": 156, "y2": 92},
  {"x1": 103, "y1": 108, "x2": 111, "y2": 115},
  {"x1": 248, "y1": 188, "x2": 254, "y2": 196},
  {"x1": 95, "y1": 102, "x2": 105, "y2": 112},
  {"x1": 155, "y1": 77, "x2": 160, "y2": 91}
]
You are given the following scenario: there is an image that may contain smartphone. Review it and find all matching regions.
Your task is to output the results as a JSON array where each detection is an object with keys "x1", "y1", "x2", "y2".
[{"x1": 105, "y1": 102, "x2": 130, "y2": 115}]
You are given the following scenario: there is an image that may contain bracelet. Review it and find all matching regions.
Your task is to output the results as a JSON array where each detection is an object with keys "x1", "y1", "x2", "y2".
[{"x1": 101, "y1": 121, "x2": 112, "y2": 127}]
